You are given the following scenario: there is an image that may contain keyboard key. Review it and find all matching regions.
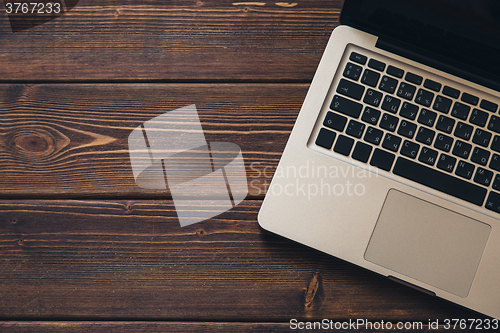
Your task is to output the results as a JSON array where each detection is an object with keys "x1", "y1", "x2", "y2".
[
  {"x1": 361, "y1": 69, "x2": 381, "y2": 87},
  {"x1": 471, "y1": 147, "x2": 490, "y2": 166},
  {"x1": 434, "y1": 133, "x2": 453, "y2": 152},
  {"x1": 416, "y1": 127, "x2": 435, "y2": 145},
  {"x1": 397, "y1": 120, "x2": 417, "y2": 138},
  {"x1": 423, "y1": 79, "x2": 442, "y2": 92},
  {"x1": 382, "y1": 133, "x2": 402, "y2": 152},
  {"x1": 346, "y1": 119, "x2": 366, "y2": 138},
  {"x1": 393, "y1": 157, "x2": 486, "y2": 206},
  {"x1": 474, "y1": 168, "x2": 493, "y2": 186},
  {"x1": 490, "y1": 154, "x2": 500, "y2": 171},
  {"x1": 352, "y1": 141, "x2": 372, "y2": 163},
  {"x1": 493, "y1": 174, "x2": 500, "y2": 191},
  {"x1": 436, "y1": 115, "x2": 455, "y2": 134},
  {"x1": 487, "y1": 115, "x2": 500, "y2": 134},
  {"x1": 330, "y1": 95, "x2": 363, "y2": 118},
  {"x1": 343, "y1": 62, "x2": 363, "y2": 81},
  {"x1": 381, "y1": 95, "x2": 401, "y2": 113},
  {"x1": 485, "y1": 192, "x2": 500, "y2": 213},
  {"x1": 415, "y1": 89, "x2": 434, "y2": 107},
  {"x1": 379, "y1": 113, "x2": 399, "y2": 132},
  {"x1": 417, "y1": 109, "x2": 437, "y2": 127},
  {"x1": 386, "y1": 65, "x2": 404, "y2": 78},
  {"x1": 433, "y1": 95, "x2": 452, "y2": 113},
  {"x1": 333, "y1": 135, "x2": 354, "y2": 156},
  {"x1": 397, "y1": 82, "x2": 417, "y2": 100},
  {"x1": 337, "y1": 79, "x2": 365, "y2": 100},
  {"x1": 491, "y1": 136, "x2": 500, "y2": 153},
  {"x1": 405, "y1": 72, "x2": 423, "y2": 85},
  {"x1": 315, "y1": 128, "x2": 336, "y2": 149},
  {"x1": 443, "y1": 86, "x2": 460, "y2": 99},
  {"x1": 368, "y1": 59, "x2": 386, "y2": 71},
  {"x1": 472, "y1": 128, "x2": 492, "y2": 147},
  {"x1": 399, "y1": 102, "x2": 419, "y2": 120},
  {"x1": 456, "y1": 160, "x2": 475, "y2": 180},
  {"x1": 461, "y1": 92, "x2": 479, "y2": 106},
  {"x1": 363, "y1": 89, "x2": 383, "y2": 107},
  {"x1": 349, "y1": 52, "x2": 367, "y2": 65},
  {"x1": 400, "y1": 140, "x2": 420, "y2": 159},
  {"x1": 480, "y1": 99, "x2": 498, "y2": 113},
  {"x1": 323, "y1": 111, "x2": 347, "y2": 131},
  {"x1": 451, "y1": 102, "x2": 471, "y2": 120},
  {"x1": 370, "y1": 148, "x2": 395, "y2": 171},
  {"x1": 454, "y1": 122, "x2": 473, "y2": 141},
  {"x1": 437, "y1": 154, "x2": 456, "y2": 172},
  {"x1": 469, "y1": 109, "x2": 489, "y2": 127},
  {"x1": 364, "y1": 126, "x2": 383, "y2": 145},
  {"x1": 361, "y1": 107, "x2": 380, "y2": 125},
  {"x1": 452, "y1": 140, "x2": 472, "y2": 159},
  {"x1": 379, "y1": 75, "x2": 398, "y2": 94},
  {"x1": 418, "y1": 147, "x2": 438, "y2": 166}
]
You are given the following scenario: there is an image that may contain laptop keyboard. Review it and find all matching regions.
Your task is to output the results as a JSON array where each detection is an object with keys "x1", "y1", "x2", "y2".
[{"x1": 314, "y1": 50, "x2": 500, "y2": 213}]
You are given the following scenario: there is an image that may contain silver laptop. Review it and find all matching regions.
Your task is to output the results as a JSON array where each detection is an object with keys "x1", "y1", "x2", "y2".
[{"x1": 258, "y1": 0, "x2": 500, "y2": 318}]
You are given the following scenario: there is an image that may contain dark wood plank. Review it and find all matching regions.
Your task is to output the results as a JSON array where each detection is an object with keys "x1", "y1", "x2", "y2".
[
  {"x1": 0, "y1": 199, "x2": 480, "y2": 321},
  {"x1": 0, "y1": 321, "x2": 476, "y2": 332},
  {"x1": 0, "y1": 1, "x2": 342, "y2": 82},
  {"x1": 0, "y1": 83, "x2": 304, "y2": 199},
  {"x1": 0, "y1": 322, "x2": 293, "y2": 333}
]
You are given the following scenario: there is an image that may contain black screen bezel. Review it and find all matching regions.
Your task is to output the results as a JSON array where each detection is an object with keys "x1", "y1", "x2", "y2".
[{"x1": 339, "y1": 0, "x2": 500, "y2": 91}]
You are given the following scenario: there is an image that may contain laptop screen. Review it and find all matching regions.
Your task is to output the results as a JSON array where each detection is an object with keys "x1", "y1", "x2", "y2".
[{"x1": 340, "y1": 0, "x2": 500, "y2": 91}]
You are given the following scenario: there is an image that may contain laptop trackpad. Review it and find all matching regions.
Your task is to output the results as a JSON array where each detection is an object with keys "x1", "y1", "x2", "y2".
[{"x1": 364, "y1": 189, "x2": 491, "y2": 298}]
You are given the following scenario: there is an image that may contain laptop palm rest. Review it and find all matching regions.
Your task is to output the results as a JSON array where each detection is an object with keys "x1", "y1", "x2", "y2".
[{"x1": 364, "y1": 189, "x2": 491, "y2": 298}]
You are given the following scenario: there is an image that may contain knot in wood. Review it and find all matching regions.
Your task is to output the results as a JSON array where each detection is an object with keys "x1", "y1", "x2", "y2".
[
  {"x1": 304, "y1": 272, "x2": 322, "y2": 308},
  {"x1": 10, "y1": 128, "x2": 56, "y2": 157}
]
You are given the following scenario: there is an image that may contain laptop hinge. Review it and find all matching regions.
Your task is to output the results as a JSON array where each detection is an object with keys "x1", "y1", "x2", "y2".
[
  {"x1": 388, "y1": 276, "x2": 436, "y2": 297},
  {"x1": 376, "y1": 38, "x2": 500, "y2": 94}
]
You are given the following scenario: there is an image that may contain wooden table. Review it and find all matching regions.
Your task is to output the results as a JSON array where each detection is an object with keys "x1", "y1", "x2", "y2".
[{"x1": 0, "y1": 1, "x2": 492, "y2": 331}]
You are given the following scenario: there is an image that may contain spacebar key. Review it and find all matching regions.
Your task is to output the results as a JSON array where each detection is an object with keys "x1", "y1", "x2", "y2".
[{"x1": 393, "y1": 157, "x2": 487, "y2": 206}]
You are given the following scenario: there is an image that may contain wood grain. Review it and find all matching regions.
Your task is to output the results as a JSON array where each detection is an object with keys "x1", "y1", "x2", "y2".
[
  {"x1": 0, "y1": 83, "x2": 306, "y2": 199},
  {"x1": 0, "y1": 200, "x2": 480, "y2": 321},
  {"x1": 1, "y1": 0, "x2": 492, "y2": 328},
  {"x1": 0, "y1": 321, "x2": 476, "y2": 332},
  {"x1": 0, "y1": 1, "x2": 342, "y2": 82},
  {"x1": 0, "y1": 322, "x2": 296, "y2": 333}
]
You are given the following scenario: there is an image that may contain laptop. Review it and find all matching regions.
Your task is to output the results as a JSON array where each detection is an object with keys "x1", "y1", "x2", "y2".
[{"x1": 258, "y1": 0, "x2": 500, "y2": 319}]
